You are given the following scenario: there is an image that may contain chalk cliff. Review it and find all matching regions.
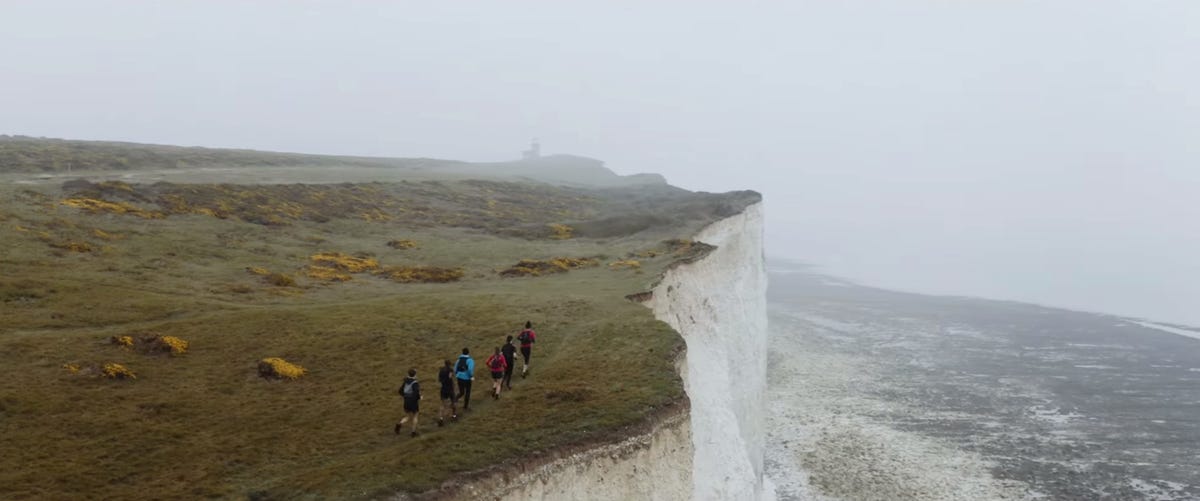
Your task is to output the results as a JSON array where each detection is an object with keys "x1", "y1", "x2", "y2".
[
  {"x1": 648, "y1": 202, "x2": 770, "y2": 501},
  {"x1": 428, "y1": 202, "x2": 769, "y2": 500}
]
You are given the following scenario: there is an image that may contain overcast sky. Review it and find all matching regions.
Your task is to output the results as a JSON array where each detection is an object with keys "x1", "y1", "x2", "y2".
[{"x1": 3, "y1": 2, "x2": 1198, "y2": 324}]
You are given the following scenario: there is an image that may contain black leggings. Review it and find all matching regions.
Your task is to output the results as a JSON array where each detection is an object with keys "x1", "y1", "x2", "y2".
[
  {"x1": 456, "y1": 378, "x2": 472, "y2": 409},
  {"x1": 520, "y1": 347, "x2": 531, "y2": 365}
]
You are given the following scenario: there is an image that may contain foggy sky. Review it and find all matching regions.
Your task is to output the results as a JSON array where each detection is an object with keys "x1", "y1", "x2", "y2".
[{"x1": 3, "y1": 2, "x2": 1198, "y2": 325}]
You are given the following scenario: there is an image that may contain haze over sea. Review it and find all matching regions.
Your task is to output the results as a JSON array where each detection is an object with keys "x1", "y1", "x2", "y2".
[{"x1": 765, "y1": 261, "x2": 1200, "y2": 501}]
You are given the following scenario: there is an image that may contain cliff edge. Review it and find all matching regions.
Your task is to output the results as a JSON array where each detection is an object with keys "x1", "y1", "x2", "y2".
[{"x1": 429, "y1": 201, "x2": 769, "y2": 500}]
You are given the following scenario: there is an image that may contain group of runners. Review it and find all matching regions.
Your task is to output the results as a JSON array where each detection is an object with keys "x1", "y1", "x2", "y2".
[{"x1": 394, "y1": 321, "x2": 537, "y2": 437}]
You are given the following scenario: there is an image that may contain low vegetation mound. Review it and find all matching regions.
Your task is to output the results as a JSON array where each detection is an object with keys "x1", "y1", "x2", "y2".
[
  {"x1": 152, "y1": 336, "x2": 189, "y2": 356},
  {"x1": 101, "y1": 363, "x2": 136, "y2": 380},
  {"x1": 499, "y1": 257, "x2": 600, "y2": 277},
  {"x1": 386, "y1": 239, "x2": 418, "y2": 249},
  {"x1": 609, "y1": 259, "x2": 642, "y2": 271},
  {"x1": 309, "y1": 252, "x2": 379, "y2": 273},
  {"x1": 374, "y1": 265, "x2": 465, "y2": 283}
]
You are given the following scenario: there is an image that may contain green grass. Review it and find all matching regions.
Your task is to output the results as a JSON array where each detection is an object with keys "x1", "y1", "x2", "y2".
[
  {"x1": 0, "y1": 135, "x2": 460, "y2": 173},
  {"x1": 0, "y1": 177, "x2": 755, "y2": 499}
]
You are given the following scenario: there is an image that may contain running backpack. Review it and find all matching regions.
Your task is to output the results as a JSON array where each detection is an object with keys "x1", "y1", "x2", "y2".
[
  {"x1": 518, "y1": 330, "x2": 531, "y2": 343},
  {"x1": 455, "y1": 357, "x2": 468, "y2": 373},
  {"x1": 402, "y1": 380, "x2": 416, "y2": 398},
  {"x1": 489, "y1": 355, "x2": 503, "y2": 370}
]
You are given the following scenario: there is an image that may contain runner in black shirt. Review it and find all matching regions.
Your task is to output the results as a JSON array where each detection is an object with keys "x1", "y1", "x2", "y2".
[
  {"x1": 437, "y1": 359, "x2": 457, "y2": 426},
  {"x1": 501, "y1": 336, "x2": 517, "y2": 391}
]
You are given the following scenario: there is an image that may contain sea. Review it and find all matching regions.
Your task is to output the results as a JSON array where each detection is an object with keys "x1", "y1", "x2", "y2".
[{"x1": 764, "y1": 263, "x2": 1200, "y2": 501}]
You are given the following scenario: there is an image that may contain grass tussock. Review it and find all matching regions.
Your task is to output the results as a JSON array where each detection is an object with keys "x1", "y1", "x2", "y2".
[
  {"x1": 305, "y1": 252, "x2": 380, "y2": 283},
  {"x1": 258, "y1": 357, "x2": 306, "y2": 380},
  {"x1": 499, "y1": 257, "x2": 600, "y2": 277},
  {"x1": 548, "y1": 223, "x2": 573, "y2": 240},
  {"x1": 309, "y1": 252, "x2": 379, "y2": 273},
  {"x1": 386, "y1": 239, "x2": 418, "y2": 249},
  {"x1": 304, "y1": 265, "x2": 353, "y2": 282},
  {"x1": 374, "y1": 265, "x2": 465, "y2": 283}
]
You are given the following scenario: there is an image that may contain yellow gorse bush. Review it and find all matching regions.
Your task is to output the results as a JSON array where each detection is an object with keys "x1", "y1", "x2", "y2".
[
  {"x1": 159, "y1": 336, "x2": 188, "y2": 355},
  {"x1": 111, "y1": 335, "x2": 134, "y2": 347},
  {"x1": 62, "y1": 363, "x2": 81, "y2": 374},
  {"x1": 102, "y1": 363, "x2": 136, "y2": 380},
  {"x1": 258, "y1": 357, "x2": 307, "y2": 380}
]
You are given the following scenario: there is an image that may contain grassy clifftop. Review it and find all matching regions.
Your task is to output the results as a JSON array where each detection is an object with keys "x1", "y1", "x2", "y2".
[
  {"x1": 0, "y1": 136, "x2": 666, "y2": 188},
  {"x1": 0, "y1": 146, "x2": 758, "y2": 499},
  {"x1": 0, "y1": 135, "x2": 456, "y2": 173}
]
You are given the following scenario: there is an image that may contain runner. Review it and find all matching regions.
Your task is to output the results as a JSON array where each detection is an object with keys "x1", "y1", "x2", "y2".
[
  {"x1": 395, "y1": 368, "x2": 421, "y2": 437},
  {"x1": 485, "y1": 346, "x2": 508, "y2": 399},
  {"x1": 518, "y1": 321, "x2": 536, "y2": 378}
]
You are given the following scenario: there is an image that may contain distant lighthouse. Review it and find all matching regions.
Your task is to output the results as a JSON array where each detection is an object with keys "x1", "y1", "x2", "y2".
[{"x1": 521, "y1": 138, "x2": 541, "y2": 160}]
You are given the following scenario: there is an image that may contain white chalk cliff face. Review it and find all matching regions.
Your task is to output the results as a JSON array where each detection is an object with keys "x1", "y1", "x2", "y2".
[
  {"x1": 649, "y1": 202, "x2": 770, "y2": 501},
  {"x1": 441, "y1": 203, "x2": 769, "y2": 500}
]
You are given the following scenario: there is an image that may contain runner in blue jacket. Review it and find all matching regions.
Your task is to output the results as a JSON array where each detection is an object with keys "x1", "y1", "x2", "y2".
[{"x1": 454, "y1": 348, "x2": 476, "y2": 411}]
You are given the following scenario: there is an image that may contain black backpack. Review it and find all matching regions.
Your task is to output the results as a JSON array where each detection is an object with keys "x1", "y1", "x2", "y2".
[
  {"x1": 401, "y1": 380, "x2": 416, "y2": 398},
  {"x1": 518, "y1": 330, "x2": 531, "y2": 343},
  {"x1": 455, "y1": 357, "x2": 468, "y2": 373}
]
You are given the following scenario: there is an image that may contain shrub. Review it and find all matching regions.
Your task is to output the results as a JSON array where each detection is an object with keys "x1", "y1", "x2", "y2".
[
  {"x1": 374, "y1": 266, "x2": 464, "y2": 283},
  {"x1": 258, "y1": 358, "x2": 306, "y2": 380},
  {"x1": 156, "y1": 336, "x2": 189, "y2": 356},
  {"x1": 110, "y1": 335, "x2": 134, "y2": 347},
  {"x1": 62, "y1": 363, "x2": 81, "y2": 374},
  {"x1": 102, "y1": 363, "x2": 136, "y2": 380},
  {"x1": 245, "y1": 267, "x2": 270, "y2": 276}
]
